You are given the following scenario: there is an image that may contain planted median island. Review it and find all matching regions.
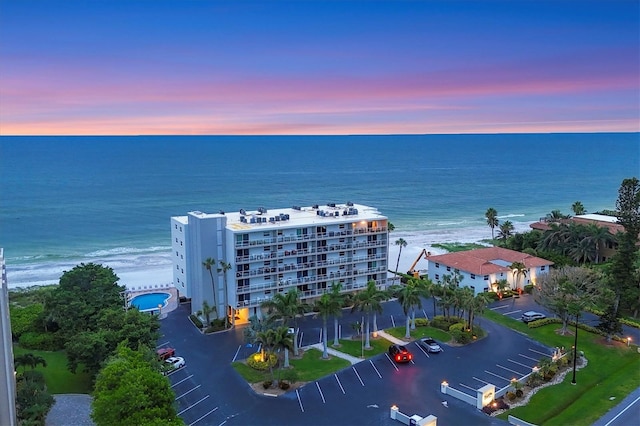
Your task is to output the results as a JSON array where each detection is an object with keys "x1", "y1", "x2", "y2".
[{"x1": 231, "y1": 315, "x2": 473, "y2": 395}]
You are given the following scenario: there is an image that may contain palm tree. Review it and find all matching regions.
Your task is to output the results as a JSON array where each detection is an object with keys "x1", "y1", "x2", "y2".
[
  {"x1": 394, "y1": 238, "x2": 407, "y2": 282},
  {"x1": 14, "y1": 353, "x2": 47, "y2": 373},
  {"x1": 272, "y1": 325, "x2": 294, "y2": 374},
  {"x1": 510, "y1": 261, "x2": 527, "y2": 291},
  {"x1": 327, "y1": 282, "x2": 345, "y2": 346},
  {"x1": 584, "y1": 223, "x2": 613, "y2": 263},
  {"x1": 202, "y1": 257, "x2": 218, "y2": 318},
  {"x1": 314, "y1": 293, "x2": 339, "y2": 359},
  {"x1": 571, "y1": 201, "x2": 586, "y2": 216},
  {"x1": 546, "y1": 209, "x2": 569, "y2": 222},
  {"x1": 255, "y1": 328, "x2": 277, "y2": 380},
  {"x1": 351, "y1": 281, "x2": 384, "y2": 349},
  {"x1": 470, "y1": 292, "x2": 492, "y2": 333},
  {"x1": 218, "y1": 260, "x2": 232, "y2": 328},
  {"x1": 497, "y1": 221, "x2": 514, "y2": 241},
  {"x1": 261, "y1": 289, "x2": 309, "y2": 358},
  {"x1": 485, "y1": 208, "x2": 499, "y2": 240},
  {"x1": 201, "y1": 300, "x2": 216, "y2": 327},
  {"x1": 397, "y1": 282, "x2": 422, "y2": 339}
]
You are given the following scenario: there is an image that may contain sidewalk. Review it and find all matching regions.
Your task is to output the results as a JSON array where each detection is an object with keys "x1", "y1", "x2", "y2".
[
  {"x1": 376, "y1": 329, "x2": 407, "y2": 345},
  {"x1": 306, "y1": 343, "x2": 363, "y2": 365}
]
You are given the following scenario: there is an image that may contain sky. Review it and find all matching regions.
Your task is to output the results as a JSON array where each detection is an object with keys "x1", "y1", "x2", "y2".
[{"x1": 0, "y1": 1, "x2": 638, "y2": 135}]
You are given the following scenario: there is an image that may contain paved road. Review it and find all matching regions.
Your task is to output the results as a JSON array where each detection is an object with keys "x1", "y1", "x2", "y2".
[{"x1": 159, "y1": 297, "x2": 555, "y2": 426}]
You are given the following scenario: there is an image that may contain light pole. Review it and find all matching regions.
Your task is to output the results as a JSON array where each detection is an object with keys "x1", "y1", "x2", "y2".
[{"x1": 571, "y1": 313, "x2": 579, "y2": 385}]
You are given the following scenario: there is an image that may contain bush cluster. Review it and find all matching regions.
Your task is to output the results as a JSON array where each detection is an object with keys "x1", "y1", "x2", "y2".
[
  {"x1": 481, "y1": 398, "x2": 509, "y2": 415},
  {"x1": 18, "y1": 331, "x2": 63, "y2": 351},
  {"x1": 247, "y1": 353, "x2": 277, "y2": 371},
  {"x1": 414, "y1": 318, "x2": 429, "y2": 327},
  {"x1": 524, "y1": 284, "x2": 534, "y2": 294},
  {"x1": 189, "y1": 315, "x2": 203, "y2": 329},
  {"x1": 449, "y1": 322, "x2": 473, "y2": 344},
  {"x1": 431, "y1": 315, "x2": 464, "y2": 331}
]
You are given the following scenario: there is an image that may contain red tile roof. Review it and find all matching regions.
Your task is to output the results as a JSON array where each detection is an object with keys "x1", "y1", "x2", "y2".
[
  {"x1": 529, "y1": 216, "x2": 625, "y2": 235},
  {"x1": 428, "y1": 247, "x2": 553, "y2": 276}
]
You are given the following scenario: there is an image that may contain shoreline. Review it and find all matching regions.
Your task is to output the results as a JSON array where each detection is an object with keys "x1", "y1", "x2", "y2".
[{"x1": 5, "y1": 221, "x2": 535, "y2": 290}]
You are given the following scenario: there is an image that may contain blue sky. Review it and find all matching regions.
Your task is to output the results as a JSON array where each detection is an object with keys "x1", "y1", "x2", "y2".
[{"x1": 1, "y1": 0, "x2": 638, "y2": 135}]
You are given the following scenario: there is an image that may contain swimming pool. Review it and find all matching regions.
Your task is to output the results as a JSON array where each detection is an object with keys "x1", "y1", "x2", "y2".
[{"x1": 130, "y1": 292, "x2": 171, "y2": 313}]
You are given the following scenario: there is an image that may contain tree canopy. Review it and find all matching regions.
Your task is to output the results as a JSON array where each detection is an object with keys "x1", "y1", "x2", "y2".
[{"x1": 92, "y1": 344, "x2": 182, "y2": 426}]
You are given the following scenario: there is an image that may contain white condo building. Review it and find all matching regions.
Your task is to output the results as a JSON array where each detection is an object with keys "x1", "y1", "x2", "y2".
[
  {"x1": 1, "y1": 248, "x2": 17, "y2": 426},
  {"x1": 171, "y1": 203, "x2": 389, "y2": 324}
]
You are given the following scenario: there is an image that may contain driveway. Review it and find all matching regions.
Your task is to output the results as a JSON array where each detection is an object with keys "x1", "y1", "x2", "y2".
[{"x1": 159, "y1": 298, "x2": 551, "y2": 425}]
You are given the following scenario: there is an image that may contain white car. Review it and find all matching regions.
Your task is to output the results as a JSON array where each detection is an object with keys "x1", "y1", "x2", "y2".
[
  {"x1": 165, "y1": 356, "x2": 185, "y2": 369},
  {"x1": 521, "y1": 311, "x2": 546, "y2": 323},
  {"x1": 419, "y1": 337, "x2": 443, "y2": 353}
]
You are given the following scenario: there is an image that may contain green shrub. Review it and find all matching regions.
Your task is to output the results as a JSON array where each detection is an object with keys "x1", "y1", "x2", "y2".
[
  {"x1": 189, "y1": 314, "x2": 203, "y2": 329},
  {"x1": 524, "y1": 284, "x2": 534, "y2": 294},
  {"x1": 449, "y1": 323, "x2": 472, "y2": 344},
  {"x1": 432, "y1": 315, "x2": 463, "y2": 331},
  {"x1": 414, "y1": 318, "x2": 429, "y2": 327},
  {"x1": 262, "y1": 380, "x2": 272, "y2": 389},
  {"x1": 515, "y1": 389, "x2": 523, "y2": 398},
  {"x1": 506, "y1": 391, "x2": 516, "y2": 401},
  {"x1": 9, "y1": 304, "x2": 44, "y2": 338},
  {"x1": 18, "y1": 331, "x2": 62, "y2": 351},
  {"x1": 247, "y1": 353, "x2": 277, "y2": 371},
  {"x1": 279, "y1": 381, "x2": 290, "y2": 390}
]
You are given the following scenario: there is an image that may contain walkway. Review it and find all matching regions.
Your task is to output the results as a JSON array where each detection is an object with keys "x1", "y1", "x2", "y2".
[
  {"x1": 306, "y1": 343, "x2": 363, "y2": 365},
  {"x1": 375, "y1": 329, "x2": 407, "y2": 345},
  {"x1": 46, "y1": 394, "x2": 94, "y2": 426}
]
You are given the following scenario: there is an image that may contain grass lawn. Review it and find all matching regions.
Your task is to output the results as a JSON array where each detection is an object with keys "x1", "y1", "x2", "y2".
[
  {"x1": 482, "y1": 310, "x2": 640, "y2": 425},
  {"x1": 430, "y1": 242, "x2": 488, "y2": 252},
  {"x1": 334, "y1": 336, "x2": 391, "y2": 358},
  {"x1": 385, "y1": 325, "x2": 451, "y2": 343},
  {"x1": 13, "y1": 345, "x2": 93, "y2": 394},
  {"x1": 232, "y1": 348, "x2": 351, "y2": 384}
]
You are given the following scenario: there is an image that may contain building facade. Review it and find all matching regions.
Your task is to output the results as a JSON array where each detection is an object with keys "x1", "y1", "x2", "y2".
[
  {"x1": 0, "y1": 248, "x2": 17, "y2": 426},
  {"x1": 426, "y1": 246, "x2": 553, "y2": 296},
  {"x1": 172, "y1": 203, "x2": 389, "y2": 324}
]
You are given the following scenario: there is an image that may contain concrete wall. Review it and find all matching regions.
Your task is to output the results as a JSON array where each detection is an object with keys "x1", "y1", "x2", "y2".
[{"x1": 0, "y1": 248, "x2": 17, "y2": 426}]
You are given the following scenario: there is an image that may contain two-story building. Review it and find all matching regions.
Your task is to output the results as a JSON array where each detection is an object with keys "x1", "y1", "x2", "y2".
[
  {"x1": 171, "y1": 203, "x2": 389, "y2": 324},
  {"x1": 425, "y1": 246, "x2": 554, "y2": 295}
]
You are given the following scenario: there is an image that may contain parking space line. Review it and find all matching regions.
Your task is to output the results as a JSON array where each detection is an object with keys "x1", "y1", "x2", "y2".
[
  {"x1": 177, "y1": 395, "x2": 210, "y2": 415},
  {"x1": 171, "y1": 374, "x2": 194, "y2": 388},
  {"x1": 390, "y1": 315, "x2": 396, "y2": 327},
  {"x1": 316, "y1": 382, "x2": 326, "y2": 403},
  {"x1": 484, "y1": 370, "x2": 510, "y2": 382},
  {"x1": 519, "y1": 353, "x2": 538, "y2": 362},
  {"x1": 491, "y1": 305, "x2": 510, "y2": 310},
  {"x1": 176, "y1": 384, "x2": 201, "y2": 400},
  {"x1": 414, "y1": 342, "x2": 430, "y2": 358},
  {"x1": 232, "y1": 345, "x2": 241, "y2": 362},
  {"x1": 369, "y1": 360, "x2": 382, "y2": 378},
  {"x1": 472, "y1": 376, "x2": 490, "y2": 385},
  {"x1": 384, "y1": 353, "x2": 399, "y2": 371},
  {"x1": 188, "y1": 407, "x2": 219, "y2": 426},
  {"x1": 496, "y1": 364, "x2": 526, "y2": 376},
  {"x1": 156, "y1": 341, "x2": 170, "y2": 348},
  {"x1": 459, "y1": 383, "x2": 477, "y2": 392},
  {"x1": 508, "y1": 358, "x2": 534, "y2": 369},
  {"x1": 166, "y1": 368, "x2": 183, "y2": 377},
  {"x1": 299, "y1": 331, "x2": 304, "y2": 348},
  {"x1": 334, "y1": 374, "x2": 346, "y2": 394},
  {"x1": 529, "y1": 348, "x2": 551, "y2": 357},
  {"x1": 296, "y1": 389, "x2": 304, "y2": 412},
  {"x1": 352, "y1": 366, "x2": 365, "y2": 386},
  {"x1": 504, "y1": 310, "x2": 521, "y2": 315}
]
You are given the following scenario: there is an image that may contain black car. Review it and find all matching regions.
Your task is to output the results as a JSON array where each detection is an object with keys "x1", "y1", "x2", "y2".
[
  {"x1": 388, "y1": 344, "x2": 413, "y2": 363},
  {"x1": 418, "y1": 337, "x2": 442, "y2": 353}
]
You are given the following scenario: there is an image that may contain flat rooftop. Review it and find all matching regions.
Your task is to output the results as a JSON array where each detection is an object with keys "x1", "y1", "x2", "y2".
[{"x1": 177, "y1": 203, "x2": 386, "y2": 231}]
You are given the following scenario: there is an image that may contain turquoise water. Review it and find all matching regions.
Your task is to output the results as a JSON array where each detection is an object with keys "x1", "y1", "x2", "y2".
[
  {"x1": 0, "y1": 133, "x2": 637, "y2": 287},
  {"x1": 130, "y1": 292, "x2": 170, "y2": 311}
]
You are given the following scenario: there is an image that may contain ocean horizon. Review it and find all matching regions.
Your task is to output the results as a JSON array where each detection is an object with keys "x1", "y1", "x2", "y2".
[{"x1": 1, "y1": 133, "x2": 638, "y2": 289}]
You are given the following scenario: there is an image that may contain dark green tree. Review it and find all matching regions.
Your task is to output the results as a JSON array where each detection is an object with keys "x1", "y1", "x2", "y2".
[
  {"x1": 46, "y1": 263, "x2": 124, "y2": 338},
  {"x1": 91, "y1": 344, "x2": 182, "y2": 426},
  {"x1": 202, "y1": 257, "x2": 218, "y2": 318},
  {"x1": 571, "y1": 201, "x2": 586, "y2": 216}
]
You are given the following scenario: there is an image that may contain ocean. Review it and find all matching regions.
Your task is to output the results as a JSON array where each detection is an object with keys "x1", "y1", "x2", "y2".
[{"x1": 1, "y1": 133, "x2": 638, "y2": 289}]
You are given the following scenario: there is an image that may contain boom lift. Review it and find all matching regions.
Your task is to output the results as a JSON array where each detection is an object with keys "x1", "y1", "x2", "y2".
[{"x1": 407, "y1": 249, "x2": 431, "y2": 278}]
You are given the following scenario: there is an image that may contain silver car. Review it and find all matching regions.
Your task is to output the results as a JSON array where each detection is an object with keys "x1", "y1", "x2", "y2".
[
  {"x1": 521, "y1": 311, "x2": 546, "y2": 323},
  {"x1": 419, "y1": 337, "x2": 442, "y2": 353}
]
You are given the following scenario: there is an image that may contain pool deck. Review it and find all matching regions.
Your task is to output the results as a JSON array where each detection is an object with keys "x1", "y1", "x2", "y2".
[{"x1": 126, "y1": 285, "x2": 179, "y2": 317}]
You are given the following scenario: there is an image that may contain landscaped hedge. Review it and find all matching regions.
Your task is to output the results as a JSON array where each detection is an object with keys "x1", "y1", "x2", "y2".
[
  {"x1": 414, "y1": 318, "x2": 429, "y2": 327},
  {"x1": 189, "y1": 314, "x2": 203, "y2": 329},
  {"x1": 18, "y1": 331, "x2": 63, "y2": 351},
  {"x1": 527, "y1": 317, "x2": 628, "y2": 342},
  {"x1": 247, "y1": 353, "x2": 277, "y2": 371},
  {"x1": 449, "y1": 322, "x2": 473, "y2": 344},
  {"x1": 431, "y1": 315, "x2": 464, "y2": 331}
]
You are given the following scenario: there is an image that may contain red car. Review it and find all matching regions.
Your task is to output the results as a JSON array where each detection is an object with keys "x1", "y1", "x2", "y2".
[
  {"x1": 157, "y1": 347, "x2": 176, "y2": 360},
  {"x1": 389, "y1": 344, "x2": 413, "y2": 363}
]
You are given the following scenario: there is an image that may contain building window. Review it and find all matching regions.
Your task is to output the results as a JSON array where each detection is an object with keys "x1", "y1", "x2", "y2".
[
  {"x1": 484, "y1": 275, "x2": 489, "y2": 281},
  {"x1": 181, "y1": 269, "x2": 184, "y2": 273},
  {"x1": 176, "y1": 251, "x2": 178, "y2": 256},
  {"x1": 471, "y1": 274, "x2": 475, "y2": 279},
  {"x1": 175, "y1": 224, "x2": 177, "y2": 229},
  {"x1": 435, "y1": 274, "x2": 439, "y2": 280},
  {"x1": 176, "y1": 265, "x2": 179, "y2": 270},
  {"x1": 446, "y1": 266, "x2": 451, "y2": 272},
  {"x1": 180, "y1": 241, "x2": 183, "y2": 246},
  {"x1": 180, "y1": 255, "x2": 183, "y2": 259},
  {"x1": 541, "y1": 266, "x2": 546, "y2": 271},
  {"x1": 175, "y1": 237, "x2": 178, "y2": 242},
  {"x1": 435, "y1": 263, "x2": 439, "y2": 268},
  {"x1": 180, "y1": 226, "x2": 182, "y2": 232}
]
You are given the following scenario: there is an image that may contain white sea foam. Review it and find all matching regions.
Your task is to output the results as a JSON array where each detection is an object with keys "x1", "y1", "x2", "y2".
[{"x1": 6, "y1": 221, "x2": 535, "y2": 290}]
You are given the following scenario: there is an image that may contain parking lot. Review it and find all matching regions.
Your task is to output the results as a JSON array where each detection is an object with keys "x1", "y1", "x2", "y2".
[{"x1": 157, "y1": 299, "x2": 561, "y2": 425}]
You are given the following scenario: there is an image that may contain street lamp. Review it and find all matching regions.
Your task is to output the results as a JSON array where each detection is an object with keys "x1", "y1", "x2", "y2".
[
  {"x1": 627, "y1": 337, "x2": 631, "y2": 347},
  {"x1": 571, "y1": 313, "x2": 579, "y2": 385}
]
